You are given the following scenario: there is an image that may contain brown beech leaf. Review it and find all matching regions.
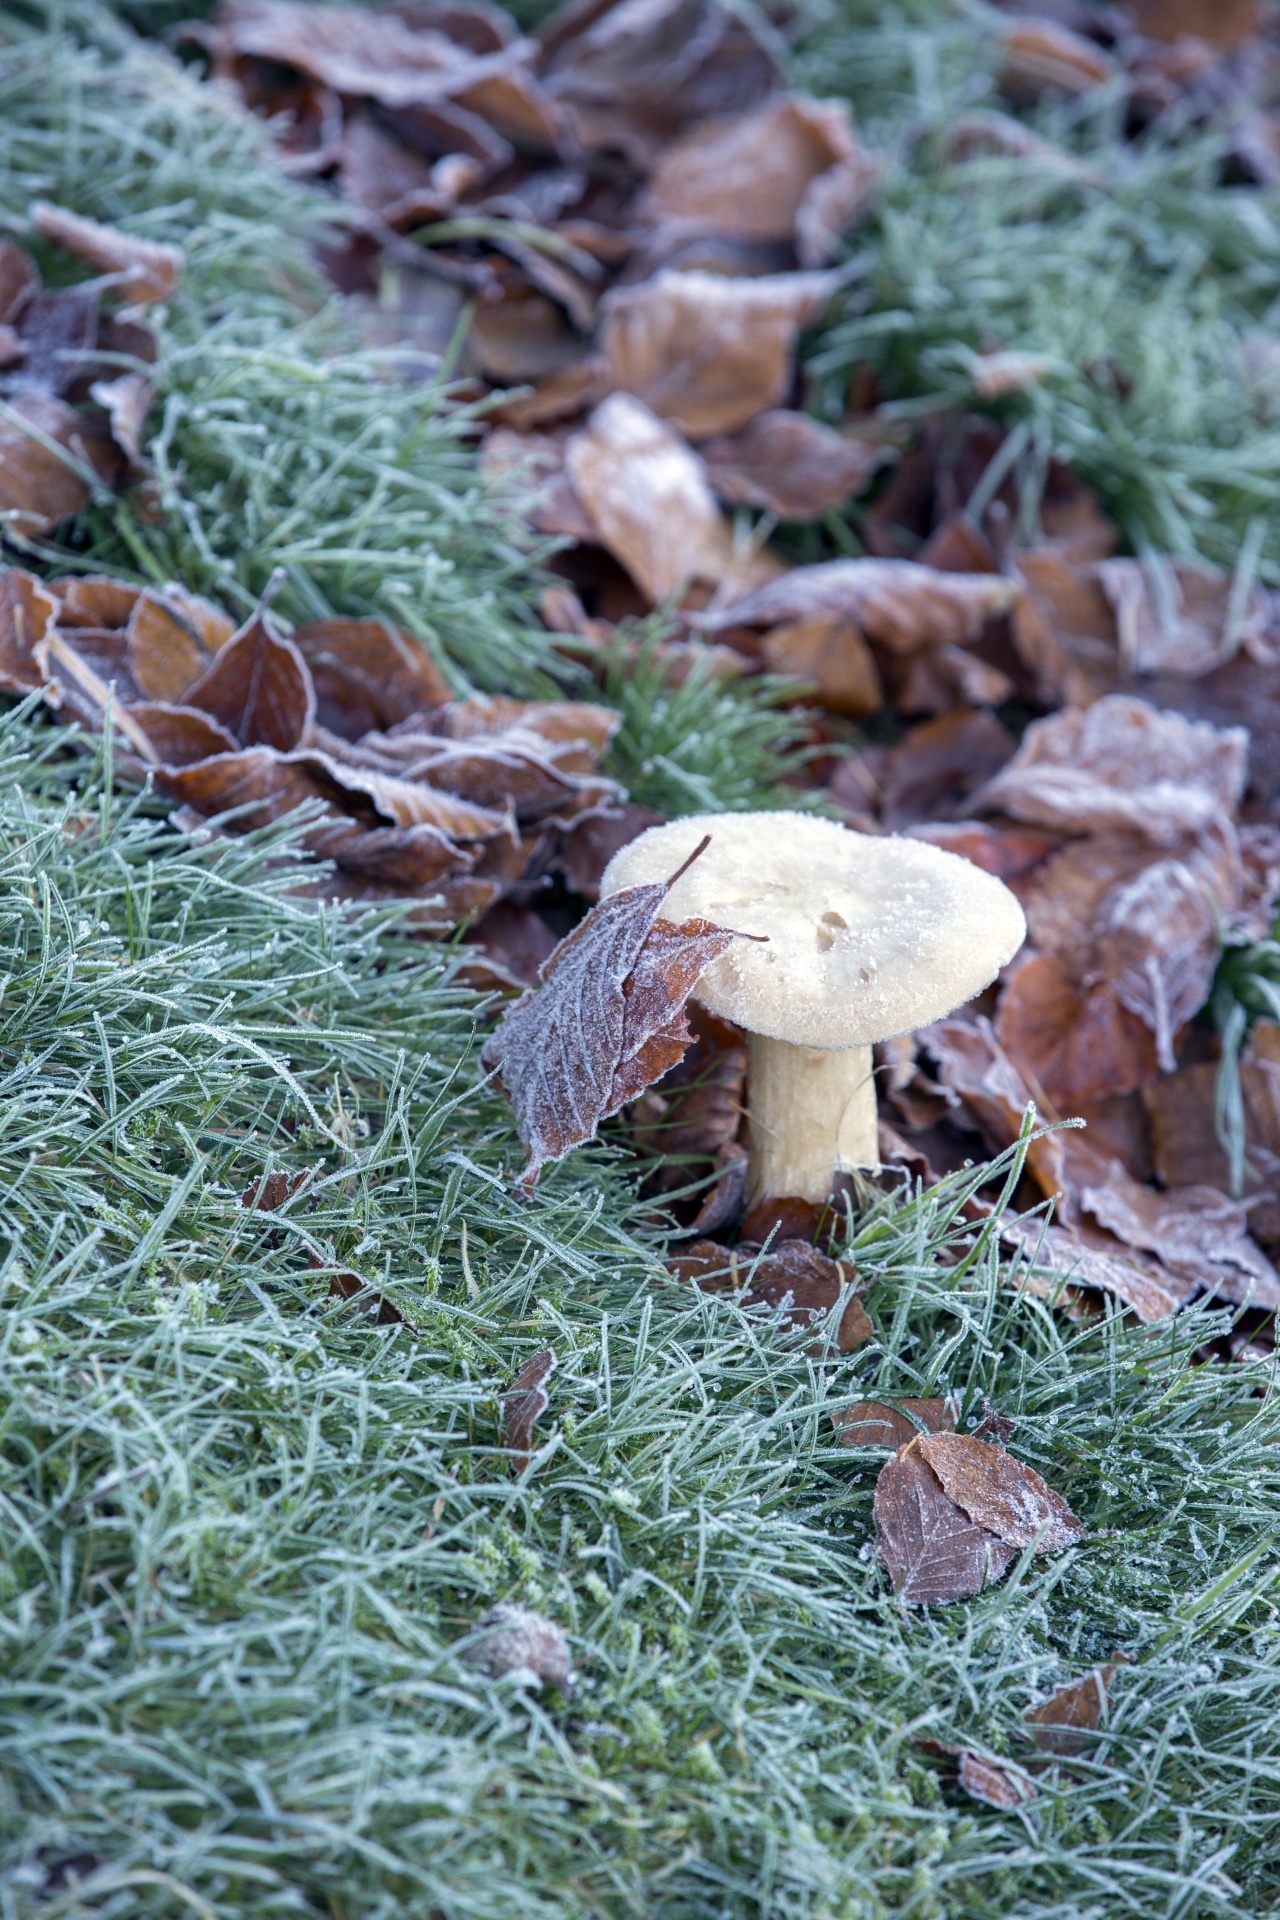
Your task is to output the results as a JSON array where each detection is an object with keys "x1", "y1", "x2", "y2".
[
  {"x1": 289, "y1": 614, "x2": 454, "y2": 741},
  {"x1": 1008, "y1": 548, "x2": 1122, "y2": 707},
  {"x1": 296, "y1": 750, "x2": 508, "y2": 837},
  {"x1": 699, "y1": 411, "x2": 883, "y2": 520},
  {"x1": 183, "y1": 594, "x2": 315, "y2": 751},
  {"x1": 0, "y1": 392, "x2": 100, "y2": 535},
  {"x1": 639, "y1": 94, "x2": 874, "y2": 263},
  {"x1": 685, "y1": 1144, "x2": 750, "y2": 1236},
  {"x1": 672, "y1": 1238, "x2": 870, "y2": 1352},
  {"x1": 154, "y1": 747, "x2": 333, "y2": 831},
  {"x1": 89, "y1": 372, "x2": 153, "y2": 469},
  {"x1": 915, "y1": 1432, "x2": 1085, "y2": 1553},
  {"x1": 504, "y1": 1348, "x2": 557, "y2": 1463},
  {"x1": 130, "y1": 702, "x2": 240, "y2": 768},
  {"x1": 1077, "y1": 1164, "x2": 1280, "y2": 1307},
  {"x1": 0, "y1": 565, "x2": 58, "y2": 697},
  {"x1": 999, "y1": 19, "x2": 1117, "y2": 99},
  {"x1": 836, "y1": 1398, "x2": 955, "y2": 1450},
  {"x1": 0, "y1": 237, "x2": 38, "y2": 325},
  {"x1": 999, "y1": 1214, "x2": 1182, "y2": 1323},
  {"x1": 600, "y1": 268, "x2": 837, "y2": 438},
  {"x1": 562, "y1": 803, "x2": 667, "y2": 902},
  {"x1": 49, "y1": 574, "x2": 140, "y2": 630},
  {"x1": 994, "y1": 950, "x2": 1160, "y2": 1108},
  {"x1": 918, "y1": 1014, "x2": 1068, "y2": 1201},
  {"x1": 761, "y1": 615, "x2": 883, "y2": 717},
  {"x1": 874, "y1": 1447, "x2": 1015, "y2": 1604},
  {"x1": 707, "y1": 559, "x2": 1019, "y2": 654},
  {"x1": 907, "y1": 821, "x2": 1060, "y2": 884},
  {"x1": 631, "y1": 1004, "x2": 746, "y2": 1160},
  {"x1": 32, "y1": 202, "x2": 182, "y2": 306},
  {"x1": 482, "y1": 839, "x2": 744, "y2": 1185},
  {"x1": 1098, "y1": 557, "x2": 1271, "y2": 679},
  {"x1": 304, "y1": 819, "x2": 476, "y2": 889},
  {"x1": 1025, "y1": 1664, "x2": 1122, "y2": 1754},
  {"x1": 915, "y1": 1740, "x2": 1037, "y2": 1809},
  {"x1": 126, "y1": 587, "x2": 234, "y2": 704},
  {"x1": 972, "y1": 695, "x2": 1247, "y2": 845},
  {"x1": 564, "y1": 394, "x2": 731, "y2": 603},
  {"x1": 870, "y1": 710, "x2": 1017, "y2": 830}
]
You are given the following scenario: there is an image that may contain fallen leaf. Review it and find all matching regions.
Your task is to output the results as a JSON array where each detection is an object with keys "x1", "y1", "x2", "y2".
[
  {"x1": 0, "y1": 237, "x2": 38, "y2": 325},
  {"x1": 1025, "y1": 1664, "x2": 1122, "y2": 1754},
  {"x1": 915, "y1": 1740, "x2": 1037, "y2": 1809},
  {"x1": 906, "y1": 820, "x2": 1059, "y2": 884},
  {"x1": 89, "y1": 371, "x2": 153, "y2": 468},
  {"x1": 564, "y1": 393, "x2": 731, "y2": 603},
  {"x1": 874, "y1": 1446, "x2": 1016, "y2": 1604},
  {"x1": 630, "y1": 1004, "x2": 746, "y2": 1159},
  {"x1": 699, "y1": 410, "x2": 882, "y2": 520},
  {"x1": 761, "y1": 614, "x2": 883, "y2": 717},
  {"x1": 32, "y1": 201, "x2": 183, "y2": 306},
  {"x1": 0, "y1": 391, "x2": 99, "y2": 535},
  {"x1": 12, "y1": 282, "x2": 102, "y2": 397},
  {"x1": 481, "y1": 839, "x2": 744, "y2": 1184},
  {"x1": 684, "y1": 1143, "x2": 750, "y2": 1235},
  {"x1": 153, "y1": 746, "x2": 330, "y2": 831},
  {"x1": 994, "y1": 949, "x2": 1160, "y2": 1107},
  {"x1": 916, "y1": 1432, "x2": 1085, "y2": 1552},
  {"x1": 126, "y1": 587, "x2": 233, "y2": 704},
  {"x1": 561, "y1": 803, "x2": 667, "y2": 901},
  {"x1": 872, "y1": 710, "x2": 1017, "y2": 830},
  {"x1": 707, "y1": 559, "x2": 1019, "y2": 654},
  {"x1": 1000, "y1": 1215, "x2": 1182, "y2": 1322},
  {"x1": 539, "y1": 0, "x2": 777, "y2": 165},
  {"x1": 600, "y1": 269, "x2": 837, "y2": 438},
  {"x1": 1007, "y1": 548, "x2": 1122, "y2": 707},
  {"x1": 1125, "y1": 0, "x2": 1259, "y2": 48},
  {"x1": 639, "y1": 93, "x2": 874, "y2": 262},
  {"x1": 669, "y1": 1238, "x2": 869, "y2": 1351},
  {"x1": 503, "y1": 1347, "x2": 557, "y2": 1461},
  {"x1": 1077, "y1": 1163, "x2": 1280, "y2": 1307},
  {"x1": 920, "y1": 1013, "x2": 1067, "y2": 1200},
  {"x1": 999, "y1": 19, "x2": 1117, "y2": 99},
  {"x1": 183, "y1": 596, "x2": 315, "y2": 751},
  {"x1": 1097, "y1": 557, "x2": 1271, "y2": 678},
  {"x1": 837, "y1": 1398, "x2": 955, "y2": 1450},
  {"x1": 131, "y1": 702, "x2": 240, "y2": 767},
  {"x1": 0, "y1": 565, "x2": 58, "y2": 697},
  {"x1": 973, "y1": 695, "x2": 1247, "y2": 845},
  {"x1": 469, "y1": 1603, "x2": 574, "y2": 1690}
]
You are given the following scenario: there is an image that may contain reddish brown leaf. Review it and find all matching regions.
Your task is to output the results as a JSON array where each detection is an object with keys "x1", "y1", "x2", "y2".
[
  {"x1": 916, "y1": 1432, "x2": 1085, "y2": 1553},
  {"x1": 504, "y1": 1348, "x2": 557, "y2": 1462},
  {"x1": 668, "y1": 1238, "x2": 869, "y2": 1351},
  {"x1": 0, "y1": 392, "x2": 98, "y2": 536},
  {"x1": 562, "y1": 803, "x2": 667, "y2": 902},
  {"x1": 126, "y1": 587, "x2": 233, "y2": 704},
  {"x1": 1077, "y1": 1164, "x2": 1280, "y2": 1307},
  {"x1": 1000, "y1": 1215, "x2": 1182, "y2": 1323},
  {"x1": 481, "y1": 842, "x2": 743, "y2": 1185},
  {"x1": 1025, "y1": 1664, "x2": 1122, "y2": 1754},
  {"x1": 761, "y1": 615, "x2": 883, "y2": 718},
  {"x1": 32, "y1": 202, "x2": 182, "y2": 306},
  {"x1": 131, "y1": 702, "x2": 239, "y2": 767},
  {"x1": 699, "y1": 411, "x2": 883, "y2": 521},
  {"x1": 49, "y1": 574, "x2": 140, "y2": 630},
  {"x1": 1007, "y1": 548, "x2": 1121, "y2": 707},
  {"x1": 708, "y1": 559, "x2": 1019, "y2": 655},
  {"x1": 685, "y1": 1144, "x2": 750, "y2": 1235},
  {"x1": 994, "y1": 950, "x2": 1160, "y2": 1108},
  {"x1": 1127, "y1": 0, "x2": 1258, "y2": 49},
  {"x1": 89, "y1": 371, "x2": 153, "y2": 469},
  {"x1": 836, "y1": 1398, "x2": 955, "y2": 1450},
  {"x1": 155, "y1": 746, "x2": 332, "y2": 830},
  {"x1": 973, "y1": 695, "x2": 1247, "y2": 844},
  {"x1": 0, "y1": 565, "x2": 58, "y2": 697},
  {"x1": 915, "y1": 1740, "x2": 1037, "y2": 1809},
  {"x1": 600, "y1": 269, "x2": 836, "y2": 439},
  {"x1": 874, "y1": 1447, "x2": 1015, "y2": 1604},
  {"x1": 0, "y1": 237, "x2": 38, "y2": 326},
  {"x1": 183, "y1": 596, "x2": 315, "y2": 751},
  {"x1": 999, "y1": 19, "x2": 1117, "y2": 99},
  {"x1": 469, "y1": 1603, "x2": 575, "y2": 1691}
]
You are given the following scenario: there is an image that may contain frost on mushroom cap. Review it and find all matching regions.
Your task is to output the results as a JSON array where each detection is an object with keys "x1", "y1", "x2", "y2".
[{"x1": 600, "y1": 812, "x2": 1026, "y2": 1048}]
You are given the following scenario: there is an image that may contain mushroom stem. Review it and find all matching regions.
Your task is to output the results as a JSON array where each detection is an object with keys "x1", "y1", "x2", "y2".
[{"x1": 745, "y1": 1035, "x2": 879, "y2": 1204}]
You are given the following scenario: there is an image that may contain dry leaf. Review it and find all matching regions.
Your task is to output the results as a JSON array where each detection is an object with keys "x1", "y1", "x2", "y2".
[
  {"x1": 915, "y1": 1740, "x2": 1037, "y2": 1809},
  {"x1": 0, "y1": 237, "x2": 38, "y2": 325},
  {"x1": 600, "y1": 269, "x2": 837, "y2": 438},
  {"x1": 32, "y1": 202, "x2": 182, "y2": 306},
  {"x1": 1077, "y1": 1164, "x2": 1280, "y2": 1307},
  {"x1": 837, "y1": 1397, "x2": 955, "y2": 1450},
  {"x1": 562, "y1": 803, "x2": 667, "y2": 902},
  {"x1": 481, "y1": 840, "x2": 743, "y2": 1184},
  {"x1": 1025, "y1": 1664, "x2": 1121, "y2": 1754},
  {"x1": 874, "y1": 1447, "x2": 1015, "y2": 1604},
  {"x1": 183, "y1": 598, "x2": 315, "y2": 751},
  {"x1": 1125, "y1": 0, "x2": 1259, "y2": 48},
  {"x1": 1000, "y1": 1215, "x2": 1182, "y2": 1322},
  {"x1": 999, "y1": 19, "x2": 1117, "y2": 99},
  {"x1": 0, "y1": 565, "x2": 58, "y2": 697},
  {"x1": 88, "y1": 372, "x2": 153, "y2": 468},
  {"x1": 707, "y1": 559, "x2": 1018, "y2": 654},
  {"x1": 126, "y1": 587, "x2": 232, "y2": 704},
  {"x1": 564, "y1": 394, "x2": 731, "y2": 603},
  {"x1": 1097, "y1": 558, "x2": 1271, "y2": 678},
  {"x1": 699, "y1": 410, "x2": 882, "y2": 520},
  {"x1": 503, "y1": 1347, "x2": 557, "y2": 1461},
  {"x1": 639, "y1": 94, "x2": 874, "y2": 261},
  {"x1": 761, "y1": 615, "x2": 883, "y2": 717},
  {"x1": 973, "y1": 695, "x2": 1247, "y2": 845},
  {"x1": 915, "y1": 1432, "x2": 1085, "y2": 1552},
  {"x1": 994, "y1": 950, "x2": 1159, "y2": 1107},
  {"x1": 1008, "y1": 548, "x2": 1122, "y2": 707},
  {"x1": 131, "y1": 702, "x2": 240, "y2": 767},
  {"x1": 671, "y1": 1238, "x2": 869, "y2": 1351},
  {"x1": 0, "y1": 391, "x2": 98, "y2": 535}
]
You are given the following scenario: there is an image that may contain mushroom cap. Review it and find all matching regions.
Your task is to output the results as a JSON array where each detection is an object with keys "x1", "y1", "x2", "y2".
[{"x1": 600, "y1": 811, "x2": 1026, "y2": 1048}]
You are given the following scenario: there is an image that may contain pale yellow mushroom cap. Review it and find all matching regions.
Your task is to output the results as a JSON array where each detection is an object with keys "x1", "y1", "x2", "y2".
[{"x1": 600, "y1": 811, "x2": 1026, "y2": 1049}]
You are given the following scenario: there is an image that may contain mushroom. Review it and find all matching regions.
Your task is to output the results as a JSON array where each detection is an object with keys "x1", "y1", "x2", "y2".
[{"x1": 600, "y1": 812, "x2": 1025, "y2": 1205}]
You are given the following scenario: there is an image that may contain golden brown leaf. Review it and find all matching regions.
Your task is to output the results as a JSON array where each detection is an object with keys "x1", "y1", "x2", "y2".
[
  {"x1": 600, "y1": 269, "x2": 837, "y2": 439},
  {"x1": 0, "y1": 565, "x2": 58, "y2": 698},
  {"x1": 836, "y1": 1398, "x2": 955, "y2": 1451},
  {"x1": 699, "y1": 411, "x2": 883, "y2": 520},
  {"x1": 504, "y1": 1348, "x2": 557, "y2": 1463},
  {"x1": 183, "y1": 597, "x2": 315, "y2": 751},
  {"x1": 999, "y1": 19, "x2": 1117, "y2": 99},
  {"x1": 874, "y1": 1447, "x2": 1015, "y2": 1604},
  {"x1": 709, "y1": 559, "x2": 1019, "y2": 655},
  {"x1": 1025, "y1": 1664, "x2": 1122, "y2": 1754},
  {"x1": 761, "y1": 615, "x2": 883, "y2": 718},
  {"x1": 672, "y1": 1238, "x2": 869, "y2": 1352},
  {"x1": 0, "y1": 392, "x2": 99, "y2": 536},
  {"x1": 915, "y1": 1432, "x2": 1085, "y2": 1553}
]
